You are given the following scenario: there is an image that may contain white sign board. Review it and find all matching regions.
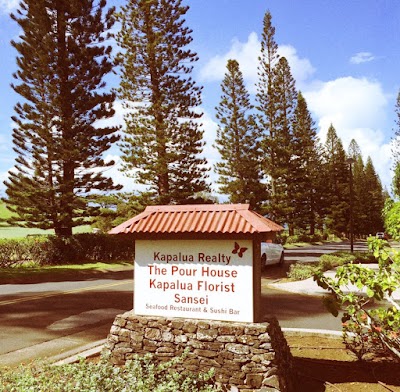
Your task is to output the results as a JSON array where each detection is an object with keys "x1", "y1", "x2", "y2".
[{"x1": 134, "y1": 239, "x2": 253, "y2": 322}]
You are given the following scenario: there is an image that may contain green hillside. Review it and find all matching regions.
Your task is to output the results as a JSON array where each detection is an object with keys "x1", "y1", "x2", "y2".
[
  {"x1": 0, "y1": 201, "x2": 91, "y2": 238},
  {"x1": 0, "y1": 200, "x2": 14, "y2": 221}
]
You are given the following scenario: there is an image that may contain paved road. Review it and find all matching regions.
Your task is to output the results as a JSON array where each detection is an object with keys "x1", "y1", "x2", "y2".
[
  {"x1": 0, "y1": 242, "x2": 366, "y2": 365},
  {"x1": 0, "y1": 268, "x2": 134, "y2": 364},
  {"x1": 283, "y1": 240, "x2": 368, "y2": 264},
  {"x1": 261, "y1": 241, "x2": 370, "y2": 330}
]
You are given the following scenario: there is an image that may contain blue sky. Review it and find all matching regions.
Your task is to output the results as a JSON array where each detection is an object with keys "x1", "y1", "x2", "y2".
[{"x1": 0, "y1": 0, "x2": 399, "y2": 198}]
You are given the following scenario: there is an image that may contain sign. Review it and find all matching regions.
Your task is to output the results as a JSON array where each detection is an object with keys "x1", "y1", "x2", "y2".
[{"x1": 134, "y1": 239, "x2": 253, "y2": 322}]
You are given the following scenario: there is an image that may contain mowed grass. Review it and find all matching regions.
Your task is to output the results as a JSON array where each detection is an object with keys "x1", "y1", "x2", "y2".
[
  {"x1": 0, "y1": 201, "x2": 13, "y2": 221},
  {"x1": 0, "y1": 201, "x2": 91, "y2": 238}
]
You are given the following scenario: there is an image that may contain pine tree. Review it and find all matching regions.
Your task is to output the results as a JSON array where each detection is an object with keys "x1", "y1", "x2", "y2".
[
  {"x1": 392, "y1": 90, "x2": 400, "y2": 162},
  {"x1": 214, "y1": 59, "x2": 267, "y2": 211},
  {"x1": 392, "y1": 90, "x2": 400, "y2": 195},
  {"x1": 324, "y1": 124, "x2": 350, "y2": 235},
  {"x1": 266, "y1": 56, "x2": 297, "y2": 227},
  {"x1": 115, "y1": 0, "x2": 209, "y2": 205},
  {"x1": 290, "y1": 92, "x2": 322, "y2": 234},
  {"x1": 364, "y1": 157, "x2": 385, "y2": 233},
  {"x1": 392, "y1": 163, "x2": 400, "y2": 197},
  {"x1": 256, "y1": 10, "x2": 279, "y2": 199},
  {"x1": 4, "y1": 0, "x2": 120, "y2": 236},
  {"x1": 347, "y1": 139, "x2": 368, "y2": 236}
]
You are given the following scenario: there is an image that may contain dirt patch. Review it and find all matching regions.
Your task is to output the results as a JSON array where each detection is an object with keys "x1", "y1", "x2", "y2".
[{"x1": 287, "y1": 335, "x2": 400, "y2": 392}]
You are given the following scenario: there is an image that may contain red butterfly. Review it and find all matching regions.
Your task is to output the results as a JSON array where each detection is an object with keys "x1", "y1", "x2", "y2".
[{"x1": 232, "y1": 242, "x2": 248, "y2": 258}]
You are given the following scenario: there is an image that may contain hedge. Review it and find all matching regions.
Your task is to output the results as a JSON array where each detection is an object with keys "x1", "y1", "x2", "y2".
[{"x1": 0, "y1": 234, "x2": 135, "y2": 267}]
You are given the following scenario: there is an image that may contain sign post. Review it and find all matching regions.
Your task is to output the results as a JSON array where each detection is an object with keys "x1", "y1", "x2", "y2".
[{"x1": 110, "y1": 204, "x2": 283, "y2": 323}]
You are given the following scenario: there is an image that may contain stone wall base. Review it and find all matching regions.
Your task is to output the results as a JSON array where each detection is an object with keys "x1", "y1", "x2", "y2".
[{"x1": 103, "y1": 312, "x2": 296, "y2": 392}]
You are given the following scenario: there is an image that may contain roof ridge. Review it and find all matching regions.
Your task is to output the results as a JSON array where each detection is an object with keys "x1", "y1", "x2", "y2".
[{"x1": 145, "y1": 204, "x2": 250, "y2": 212}]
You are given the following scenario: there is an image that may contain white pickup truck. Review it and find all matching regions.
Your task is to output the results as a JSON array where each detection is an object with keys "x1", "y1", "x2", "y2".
[{"x1": 261, "y1": 242, "x2": 284, "y2": 267}]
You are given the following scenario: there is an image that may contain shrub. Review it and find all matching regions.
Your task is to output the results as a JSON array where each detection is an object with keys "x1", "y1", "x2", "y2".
[
  {"x1": 284, "y1": 233, "x2": 324, "y2": 245},
  {"x1": 315, "y1": 238, "x2": 400, "y2": 361},
  {"x1": 0, "y1": 353, "x2": 221, "y2": 392},
  {"x1": 318, "y1": 251, "x2": 377, "y2": 274},
  {"x1": 287, "y1": 263, "x2": 318, "y2": 281},
  {"x1": 0, "y1": 234, "x2": 135, "y2": 267}
]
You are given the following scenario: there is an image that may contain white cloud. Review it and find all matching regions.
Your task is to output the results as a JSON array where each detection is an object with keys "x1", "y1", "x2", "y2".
[
  {"x1": 199, "y1": 32, "x2": 315, "y2": 93},
  {"x1": 350, "y1": 52, "x2": 375, "y2": 64},
  {"x1": 304, "y1": 77, "x2": 387, "y2": 140},
  {"x1": 0, "y1": 0, "x2": 18, "y2": 13},
  {"x1": 303, "y1": 76, "x2": 393, "y2": 189},
  {"x1": 278, "y1": 45, "x2": 315, "y2": 88},
  {"x1": 199, "y1": 32, "x2": 260, "y2": 90},
  {"x1": 0, "y1": 171, "x2": 8, "y2": 197},
  {"x1": 199, "y1": 33, "x2": 392, "y2": 189},
  {"x1": 93, "y1": 100, "x2": 127, "y2": 130}
]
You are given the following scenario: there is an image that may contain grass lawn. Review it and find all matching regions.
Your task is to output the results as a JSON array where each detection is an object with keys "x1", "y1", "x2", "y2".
[
  {"x1": 0, "y1": 200, "x2": 91, "y2": 239},
  {"x1": 0, "y1": 201, "x2": 13, "y2": 221},
  {"x1": 0, "y1": 224, "x2": 91, "y2": 239}
]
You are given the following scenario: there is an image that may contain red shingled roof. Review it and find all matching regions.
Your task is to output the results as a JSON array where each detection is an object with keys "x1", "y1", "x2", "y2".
[{"x1": 109, "y1": 204, "x2": 283, "y2": 235}]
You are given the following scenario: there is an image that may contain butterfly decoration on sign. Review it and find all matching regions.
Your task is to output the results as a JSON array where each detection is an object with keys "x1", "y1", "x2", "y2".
[{"x1": 232, "y1": 242, "x2": 248, "y2": 258}]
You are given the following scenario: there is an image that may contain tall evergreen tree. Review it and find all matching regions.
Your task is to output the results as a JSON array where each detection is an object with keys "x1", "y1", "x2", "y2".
[
  {"x1": 324, "y1": 124, "x2": 350, "y2": 234},
  {"x1": 214, "y1": 59, "x2": 267, "y2": 211},
  {"x1": 267, "y1": 56, "x2": 297, "y2": 227},
  {"x1": 256, "y1": 10, "x2": 279, "y2": 199},
  {"x1": 392, "y1": 90, "x2": 400, "y2": 162},
  {"x1": 290, "y1": 92, "x2": 322, "y2": 234},
  {"x1": 115, "y1": 0, "x2": 209, "y2": 204},
  {"x1": 392, "y1": 163, "x2": 400, "y2": 197},
  {"x1": 347, "y1": 139, "x2": 368, "y2": 236},
  {"x1": 364, "y1": 157, "x2": 385, "y2": 233},
  {"x1": 4, "y1": 0, "x2": 120, "y2": 236},
  {"x1": 392, "y1": 90, "x2": 400, "y2": 195}
]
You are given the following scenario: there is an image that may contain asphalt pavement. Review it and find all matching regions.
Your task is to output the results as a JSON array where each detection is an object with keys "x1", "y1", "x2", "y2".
[{"x1": 1, "y1": 241, "x2": 394, "y2": 366}]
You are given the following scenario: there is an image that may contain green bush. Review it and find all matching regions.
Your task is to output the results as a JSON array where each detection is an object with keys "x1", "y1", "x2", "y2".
[
  {"x1": 0, "y1": 353, "x2": 221, "y2": 392},
  {"x1": 287, "y1": 251, "x2": 377, "y2": 282},
  {"x1": 285, "y1": 233, "x2": 324, "y2": 245},
  {"x1": 287, "y1": 263, "x2": 318, "y2": 281},
  {"x1": 318, "y1": 252, "x2": 376, "y2": 273},
  {"x1": 0, "y1": 234, "x2": 135, "y2": 267}
]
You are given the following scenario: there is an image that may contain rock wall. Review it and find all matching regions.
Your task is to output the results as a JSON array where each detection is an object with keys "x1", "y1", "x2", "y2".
[{"x1": 103, "y1": 312, "x2": 296, "y2": 392}]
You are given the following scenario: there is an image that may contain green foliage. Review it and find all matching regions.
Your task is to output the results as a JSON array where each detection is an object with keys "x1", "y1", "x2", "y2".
[
  {"x1": 323, "y1": 124, "x2": 350, "y2": 234},
  {"x1": 314, "y1": 237, "x2": 400, "y2": 360},
  {"x1": 383, "y1": 198, "x2": 400, "y2": 240},
  {"x1": 0, "y1": 234, "x2": 134, "y2": 267},
  {"x1": 263, "y1": 56, "x2": 297, "y2": 226},
  {"x1": 284, "y1": 233, "x2": 324, "y2": 244},
  {"x1": 319, "y1": 251, "x2": 374, "y2": 273},
  {"x1": 115, "y1": 0, "x2": 209, "y2": 204},
  {"x1": 5, "y1": 0, "x2": 120, "y2": 236},
  {"x1": 392, "y1": 90, "x2": 400, "y2": 170},
  {"x1": 214, "y1": 59, "x2": 267, "y2": 211},
  {"x1": 289, "y1": 92, "x2": 323, "y2": 234},
  {"x1": 287, "y1": 263, "x2": 318, "y2": 281},
  {"x1": 90, "y1": 191, "x2": 154, "y2": 233},
  {"x1": 0, "y1": 353, "x2": 221, "y2": 392},
  {"x1": 288, "y1": 250, "x2": 375, "y2": 281}
]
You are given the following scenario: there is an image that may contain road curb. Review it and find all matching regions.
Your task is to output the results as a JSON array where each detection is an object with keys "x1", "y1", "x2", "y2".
[
  {"x1": 282, "y1": 327, "x2": 342, "y2": 338},
  {"x1": 52, "y1": 339, "x2": 106, "y2": 365}
]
